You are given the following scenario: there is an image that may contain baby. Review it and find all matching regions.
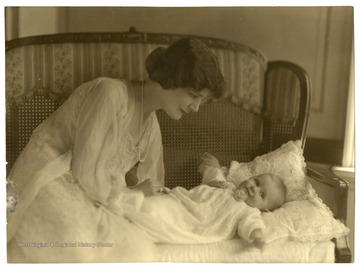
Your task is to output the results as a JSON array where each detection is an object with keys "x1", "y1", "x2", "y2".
[
  {"x1": 124, "y1": 153, "x2": 286, "y2": 248},
  {"x1": 198, "y1": 152, "x2": 287, "y2": 247},
  {"x1": 198, "y1": 152, "x2": 286, "y2": 211}
]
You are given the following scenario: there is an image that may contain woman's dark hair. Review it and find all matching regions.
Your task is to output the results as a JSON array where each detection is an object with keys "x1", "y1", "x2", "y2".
[{"x1": 145, "y1": 38, "x2": 225, "y2": 98}]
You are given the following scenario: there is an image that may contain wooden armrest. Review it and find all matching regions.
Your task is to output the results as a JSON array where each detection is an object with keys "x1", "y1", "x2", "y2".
[
  {"x1": 306, "y1": 162, "x2": 348, "y2": 222},
  {"x1": 333, "y1": 237, "x2": 352, "y2": 263},
  {"x1": 306, "y1": 162, "x2": 352, "y2": 263},
  {"x1": 306, "y1": 162, "x2": 348, "y2": 187}
]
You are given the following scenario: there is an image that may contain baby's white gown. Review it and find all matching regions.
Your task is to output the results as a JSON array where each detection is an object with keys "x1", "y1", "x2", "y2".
[
  {"x1": 125, "y1": 185, "x2": 265, "y2": 244},
  {"x1": 7, "y1": 77, "x2": 164, "y2": 262}
]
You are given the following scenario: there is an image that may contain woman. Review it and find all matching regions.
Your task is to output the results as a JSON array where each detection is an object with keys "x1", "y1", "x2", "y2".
[{"x1": 7, "y1": 37, "x2": 225, "y2": 262}]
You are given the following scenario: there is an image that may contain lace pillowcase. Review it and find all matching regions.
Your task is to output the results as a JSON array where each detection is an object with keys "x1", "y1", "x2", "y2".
[
  {"x1": 261, "y1": 197, "x2": 349, "y2": 243},
  {"x1": 226, "y1": 140, "x2": 349, "y2": 243},
  {"x1": 227, "y1": 140, "x2": 309, "y2": 202}
]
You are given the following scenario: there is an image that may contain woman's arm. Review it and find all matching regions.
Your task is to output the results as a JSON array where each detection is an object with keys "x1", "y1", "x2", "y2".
[
  {"x1": 132, "y1": 114, "x2": 167, "y2": 196},
  {"x1": 72, "y1": 78, "x2": 125, "y2": 204}
]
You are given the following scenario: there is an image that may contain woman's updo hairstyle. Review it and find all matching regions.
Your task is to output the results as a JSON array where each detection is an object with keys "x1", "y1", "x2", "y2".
[{"x1": 145, "y1": 38, "x2": 225, "y2": 98}]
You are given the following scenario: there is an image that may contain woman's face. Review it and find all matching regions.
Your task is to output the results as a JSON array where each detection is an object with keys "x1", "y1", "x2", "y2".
[{"x1": 162, "y1": 87, "x2": 212, "y2": 120}]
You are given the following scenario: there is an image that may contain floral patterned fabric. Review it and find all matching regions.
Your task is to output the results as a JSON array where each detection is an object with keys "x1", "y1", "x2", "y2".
[{"x1": 6, "y1": 42, "x2": 266, "y2": 113}]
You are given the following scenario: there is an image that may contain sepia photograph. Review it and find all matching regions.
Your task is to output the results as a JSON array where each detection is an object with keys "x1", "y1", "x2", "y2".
[{"x1": 3, "y1": 2, "x2": 356, "y2": 265}]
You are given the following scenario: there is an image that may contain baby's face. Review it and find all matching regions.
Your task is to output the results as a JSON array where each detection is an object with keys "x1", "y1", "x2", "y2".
[{"x1": 237, "y1": 174, "x2": 285, "y2": 211}]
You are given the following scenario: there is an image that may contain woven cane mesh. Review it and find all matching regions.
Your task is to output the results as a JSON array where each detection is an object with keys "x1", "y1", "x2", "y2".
[
  {"x1": 6, "y1": 107, "x2": 17, "y2": 174},
  {"x1": 262, "y1": 120, "x2": 294, "y2": 153},
  {"x1": 157, "y1": 99, "x2": 261, "y2": 190},
  {"x1": 6, "y1": 96, "x2": 60, "y2": 173},
  {"x1": 6, "y1": 96, "x2": 262, "y2": 188}
]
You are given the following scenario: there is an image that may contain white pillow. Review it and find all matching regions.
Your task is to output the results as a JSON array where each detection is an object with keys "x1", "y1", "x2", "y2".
[
  {"x1": 227, "y1": 140, "x2": 310, "y2": 202},
  {"x1": 262, "y1": 197, "x2": 349, "y2": 243},
  {"x1": 226, "y1": 140, "x2": 349, "y2": 242}
]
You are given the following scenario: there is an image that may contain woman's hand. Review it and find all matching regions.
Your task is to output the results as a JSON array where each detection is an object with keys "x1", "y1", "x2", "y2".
[
  {"x1": 198, "y1": 152, "x2": 221, "y2": 175},
  {"x1": 131, "y1": 178, "x2": 170, "y2": 196}
]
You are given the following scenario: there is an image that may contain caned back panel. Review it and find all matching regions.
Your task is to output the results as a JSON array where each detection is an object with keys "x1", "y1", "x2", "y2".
[
  {"x1": 6, "y1": 96, "x2": 60, "y2": 174},
  {"x1": 157, "y1": 100, "x2": 261, "y2": 189}
]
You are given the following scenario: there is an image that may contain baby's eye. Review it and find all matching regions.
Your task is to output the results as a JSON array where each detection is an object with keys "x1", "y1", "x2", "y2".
[{"x1": 260, "y1": 192, "x2": 265, "y2": 199}]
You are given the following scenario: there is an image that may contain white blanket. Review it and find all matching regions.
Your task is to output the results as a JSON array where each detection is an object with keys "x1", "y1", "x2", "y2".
[
  {"x1": 7, "y1": 175, "x2": 335, "y2": 263},
  {"x1": 156, "y1": 238, "x2": 335, "y2": 263}
]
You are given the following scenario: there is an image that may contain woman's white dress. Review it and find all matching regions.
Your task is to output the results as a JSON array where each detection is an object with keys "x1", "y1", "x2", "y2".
[{"x1": 7, "y1": 77, "x2": 164, "y2": 262}]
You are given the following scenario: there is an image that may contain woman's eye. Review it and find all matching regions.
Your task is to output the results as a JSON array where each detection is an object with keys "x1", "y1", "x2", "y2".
[{"x1": 255, "y1": 179, "x2": 260, "y2": 186}]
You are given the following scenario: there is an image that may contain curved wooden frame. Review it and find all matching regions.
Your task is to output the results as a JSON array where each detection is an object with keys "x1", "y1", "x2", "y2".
[{"x1": 5, "y1": 27, "x2": 267, "y2": 65}]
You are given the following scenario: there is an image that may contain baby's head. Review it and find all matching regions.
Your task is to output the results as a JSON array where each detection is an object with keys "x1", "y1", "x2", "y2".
[{"x1": 236, "y1": 173, "x2": 286, "y2": 211}]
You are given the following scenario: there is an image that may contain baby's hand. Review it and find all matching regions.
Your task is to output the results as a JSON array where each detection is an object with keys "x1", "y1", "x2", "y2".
[
  {"x1": 198, "y1": 152, "x2": 221, "y2": 175},
  {"x1": 233, "y1": 188, "x2": 248, "y2": 201},
  {"x1": 253, "y1": 237, "x2": 264, "y2": 249},
  {"x1": 131, "y1": 179, "x2": 170, "y2": 196},
  {"x1": 250, "y1": 229, "x2": 264, "y2": 249},
  {"x1": 200, "y1": 152, "x2": 221, "y2": 168}
]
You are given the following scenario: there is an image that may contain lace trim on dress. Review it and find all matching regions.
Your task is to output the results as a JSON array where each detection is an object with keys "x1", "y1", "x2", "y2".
[
  {"x1": 105, "y1": 134, "x2": 142, "y2": 178},
  {"x1": 105, "y1": 116, "x2": 153, "y2": 180}
]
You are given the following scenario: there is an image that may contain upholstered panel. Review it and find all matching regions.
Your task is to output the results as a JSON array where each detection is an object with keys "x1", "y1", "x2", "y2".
[
  {"x1": 5, "y1": 33, "x2": 267, "y2": 176},
  {"x1": 262, "y1": 61, "x2": 311, "y2": 152},
  {"x1": 265, "y1": 67, "x2": 300, "y2": 122},
  {"x1": 6, "y1": 40, "x2": 266, "y2": 114}
]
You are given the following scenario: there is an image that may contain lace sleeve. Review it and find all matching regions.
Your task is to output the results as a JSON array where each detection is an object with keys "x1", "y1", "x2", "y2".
[
  {"x1": 237, "y1": 206, "x2": 265, "y2": 242},
  {"x1": 72, "y1": 78, "x2": 127, "y2": 204},
  {"x1": 136, "y1": 114, "x2": 165, "y2": 185}
]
